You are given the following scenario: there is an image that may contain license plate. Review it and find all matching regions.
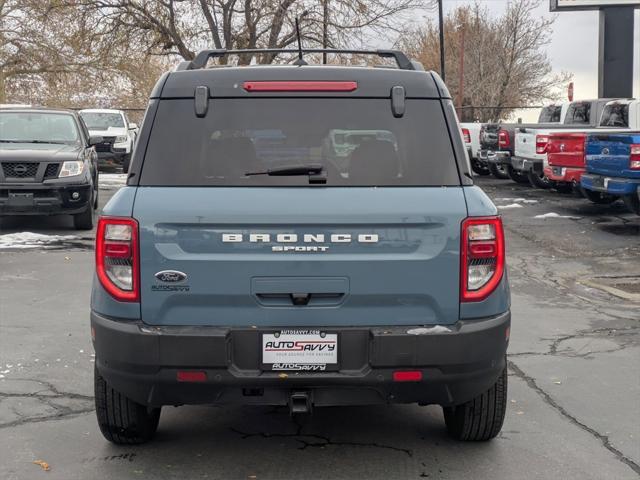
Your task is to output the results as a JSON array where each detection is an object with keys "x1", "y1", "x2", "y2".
[
  {"x1": 262, "y1": 330, "x2": 338, "y2": 371},
  {"x1": 8, "y1": 193, "x2": 34, "y2": 207}
]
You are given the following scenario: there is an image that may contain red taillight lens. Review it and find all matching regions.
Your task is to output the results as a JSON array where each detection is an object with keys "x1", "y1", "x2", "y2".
[
  {"x1": 96, "y1": 217, "x2": 139, "y2": 302},
  {"x1": 461, "y1": 217, "x2": 505, "y2": 302},
  {"x1": 177, "y1": 371, "x2": 207, "y2": 383},
  {"x1": 462, "y1": 128, "x2": 471, "y2": 144},
  {"x1": 498, "y1": 129, "x2": 510, "y2": 148},
  {"x1": 243, "y1": 81, "x2": 357, "y2": 92},
  {"x1": 630, "y1": 144, "x2": 640, "y2": 170},
  {"x1": 393, "y1": 371, "x2": 423, "y2": 382},
  {"x1": 536, "y1": 135, "x2": 549, "y2": 154}
]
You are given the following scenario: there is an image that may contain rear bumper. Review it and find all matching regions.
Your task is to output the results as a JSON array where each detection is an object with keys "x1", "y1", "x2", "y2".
[
  {"x1": 581, "y1": 174, "x2": 640, "y2": 195},
  {"x1": 486, "y1": 151, "x2": 512, "y2": 166},
  {"x1": 0, "y1": 183, "x2": 92, "y2": 215},
  {"x1": 511, "y1": 156, "x2": 542, "y2": 173},
  {"x1": 544, "y1": 166, "x2": 584, "y2": 183},
  {"x1": 91, "y1": 310, "x2": 510, "y2": 408}
]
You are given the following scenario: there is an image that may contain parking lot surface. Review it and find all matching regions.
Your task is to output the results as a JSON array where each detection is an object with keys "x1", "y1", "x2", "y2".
[{"x1": 0, "y1": 175, "x2": 638, "y2": 479}]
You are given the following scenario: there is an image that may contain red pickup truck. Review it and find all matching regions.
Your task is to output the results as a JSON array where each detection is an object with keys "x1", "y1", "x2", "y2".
[{"x1": 545, "y1": 132, "x2": 620, "y2": 203}]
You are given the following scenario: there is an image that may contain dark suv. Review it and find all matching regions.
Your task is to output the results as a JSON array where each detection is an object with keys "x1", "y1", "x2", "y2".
[
  {"x1": 0, "y1": 107, "x2": 100, "y2": 229},
  {"x1": 91, "y1": 49, "x2": 511, "y2": 445}
]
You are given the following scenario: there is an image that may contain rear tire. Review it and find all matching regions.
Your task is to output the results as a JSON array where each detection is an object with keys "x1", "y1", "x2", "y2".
[
  {"x1": 73, "y1": 203, "x2": 95, "y2": 230},
  {"x1": 527, "y1": 170, "x2": 552, "y2": 189},
  {"x1": 443, "y1": 365, "x2": 507, "y2": 441},
  {"x1": 622, "y1": 193, "x2": 640, "y2": 214},
  {"x1": 94, "y1": 365, "x2": 161, "y2": 445},
  {"x1": 471, "y1": 161, "x2": 491, "y2": 176},
  {"x1": 489, "y1": 163, "x2": 509, "y2": 180},
  {"x1": 506, "y1": 165, "x2": 529, "y2": 184},
  {"x1": 581, "y1": 188, "x2": 619, "y2": 205}
]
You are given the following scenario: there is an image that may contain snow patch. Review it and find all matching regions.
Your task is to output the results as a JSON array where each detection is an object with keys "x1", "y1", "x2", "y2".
[
  {"x1": 495, "y1": 197, "x2": 538, "y2": 204},
  {"x1": 407, "y1": 326, "x2": 452, "y2": 335},
  {"x1": 99, "y1": 173, "x2": 127, "y2": 190},
  {"x1": 0, "y1": 232, "x2": 81, "y2": 249},
  {"x1": 497, "y1": 203, "x2": 523, "y2": 210},
  {"x1": 534, "y1": 212, "x2": 581, "y2": 220}
]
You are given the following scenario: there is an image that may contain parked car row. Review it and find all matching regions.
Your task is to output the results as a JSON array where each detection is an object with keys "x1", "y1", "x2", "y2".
[
  {"x1": 0, "y1": 105, "x2": 137, "y2": 230},
  {"x1": 461, "y1": 99, "x2": 640, "y2": 215}
]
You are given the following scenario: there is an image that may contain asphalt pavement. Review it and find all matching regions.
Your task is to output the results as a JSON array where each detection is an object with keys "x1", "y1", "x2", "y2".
[{"x1": 0, "y1": 174, "x2": 638, "y2": 479}]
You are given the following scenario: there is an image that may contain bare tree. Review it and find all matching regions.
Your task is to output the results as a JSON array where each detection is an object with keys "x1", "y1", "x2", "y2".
[
  {"x1": 71, "y1": 0, "x2": 427, "y2": 65},
  {"x1": 399, "y1": 0, "x2": 571, "y2": 122}
]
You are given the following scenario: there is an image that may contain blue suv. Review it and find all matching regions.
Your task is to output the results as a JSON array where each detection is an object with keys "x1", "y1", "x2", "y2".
[{"x1": 91, "y1": 49, "x2": 511, "y2": 444}]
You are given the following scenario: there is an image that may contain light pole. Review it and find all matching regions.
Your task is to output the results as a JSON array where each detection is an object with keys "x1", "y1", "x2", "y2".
[
  {"x1": 322, "y1": 0, "x2": 329, "y2": 64},
  {"x1": 438, "y1": 0, "x2": 445, "y2": 81}
]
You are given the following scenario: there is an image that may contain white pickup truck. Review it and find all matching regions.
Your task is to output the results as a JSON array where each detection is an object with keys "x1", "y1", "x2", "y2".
[
  {"x1": 511, "y1": 99, "x2": 619, "y2": 188},
  {"x1": 79, "y1": 109, "x2": 138, "y2": 171},
  {"x1": 460, "y1": 122, "x2": 483, "y2": 174}
]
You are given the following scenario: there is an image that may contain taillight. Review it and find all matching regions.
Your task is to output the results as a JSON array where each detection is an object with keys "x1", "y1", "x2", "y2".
[
  {"x1": 630, "y1": 144, "x2": 640, "y2": 170},
  {"x1": 536, "y1": 135, "x2": 549, "y2": 154},
  {"x1": 461, "y1": 217, "x2": 505, "y2": 302},
  {"x1": 462, "y1": 128, "x2": 471, "y2": 144},
  {"x1": 96, "y1": 217, "x2": 139, "y2": 302},
  {"x1": 498, "y1": 129, "x2": 510, "y2": 148}
]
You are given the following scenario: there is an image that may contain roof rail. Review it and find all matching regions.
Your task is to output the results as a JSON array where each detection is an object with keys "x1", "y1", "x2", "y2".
[{"x1": 175, "y1": 49, "x2": 417, "y2": 72}]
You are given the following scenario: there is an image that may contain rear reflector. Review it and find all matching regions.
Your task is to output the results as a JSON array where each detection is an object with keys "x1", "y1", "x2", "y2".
[
  {"x1": 177, "y1": 371, "x2": 207, "y2": 383},
  {"x1": 243, "y1": 81, "x2": 357, "y2": 92},
  {"x1": 393, "y1": 371, "x2": 423, "y2": 382}
]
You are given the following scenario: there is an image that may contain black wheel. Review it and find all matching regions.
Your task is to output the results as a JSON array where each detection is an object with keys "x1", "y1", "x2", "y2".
[
  {"x1": 93, "y1": 177, "x2": 99, "y2": 209},
  {"x1": 622, "y1": 193, "x2": 640, "y2": 214},
  {"x1": 471, "y1": 161, "x2": 491, "y2": 176},
  {"x1": 123, "y1": 153, "x2": 131, "y2": 174},
  {"x1": 443, "y1": 365, "x2": 507, "y2": 441},
  {"x1": 581, "y1": 187, "x2": 619, "y2": 205},
  {"x1": 94, "y1": 365, "x2": 161, "y2": 445},
  {"x1": 506, "y1": 165, "x2": 529, "y2": 184},
  {"x1": 527, "y1": 169, "x2": 552, "y2": 189},
  {"x1": 488, "y1": 163, "x2": 509, "y2": 180},
  {"x1": 73, "y1": 203, "x2": 95, "y2": 230},
  {"x1": 553, "y1": 182, "x2": 573, "y2": 194}
]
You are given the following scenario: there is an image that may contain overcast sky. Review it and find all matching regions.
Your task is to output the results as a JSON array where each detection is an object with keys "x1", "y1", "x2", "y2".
[{"x1": 421, "y1": 0, "x2": 640, "y2": 121}]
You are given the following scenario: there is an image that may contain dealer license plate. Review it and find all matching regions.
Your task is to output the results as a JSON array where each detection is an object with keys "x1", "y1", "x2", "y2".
[{"x1": 262, "y1": 330, "x2": 338, "y2": 371}]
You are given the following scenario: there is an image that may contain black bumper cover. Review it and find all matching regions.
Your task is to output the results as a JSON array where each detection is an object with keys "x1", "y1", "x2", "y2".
[
  {"x1": 0, "y1": 183, "x2": 92, "y2": 215},
  {"x1": 92, "y1": 311, "x2": 510, "y2": 408}
]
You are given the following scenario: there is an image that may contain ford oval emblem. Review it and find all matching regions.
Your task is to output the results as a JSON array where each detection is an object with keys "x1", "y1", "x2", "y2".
[
  {"x1": 602, "y1": 148, "x2": 609, "y2": 155},
  {"x1": 155, "y1": 270, "x2": 187, "y2": 283}
]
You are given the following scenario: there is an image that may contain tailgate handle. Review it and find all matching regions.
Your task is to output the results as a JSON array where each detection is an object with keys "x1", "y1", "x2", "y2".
[{"x1": 255, "y1": 292, "x2": 344, "y2": 307}]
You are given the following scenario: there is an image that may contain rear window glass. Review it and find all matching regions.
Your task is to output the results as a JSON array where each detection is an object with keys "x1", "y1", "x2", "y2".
[
  {"x1": 564, "y1": 102, "x2": 591, "y2": 125},
  {"x1": 599, "y1": 103, "x2": 629, "y2": 127},
  {"x1": 538, "y1": 106, "x2": 561, "y2": 123},
  {"x1": 139, "y1": 98, "x2": 460, "y2": 187}
]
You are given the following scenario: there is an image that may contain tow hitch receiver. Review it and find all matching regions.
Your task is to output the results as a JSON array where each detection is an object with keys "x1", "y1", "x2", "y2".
[{"x1": 289, "y1": 391, "x2": 312, "y2": 415}]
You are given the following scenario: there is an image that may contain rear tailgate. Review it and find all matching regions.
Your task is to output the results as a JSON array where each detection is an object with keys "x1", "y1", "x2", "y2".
[
  {"x1": 586, "y1": 133, "x2": 640, "y2": 178},
  {"x1": 133, "y1": 95, "x2": 470, "y2": 328},
  {"x1": 514, "y1": 130, "x2": 540, "y2": 160},
  {"x1": 134, "y1": 187, "x2": 467, "y2": 327},
  {"x1": 547, "y1": 133, "x2": 586, "y2": 168}
]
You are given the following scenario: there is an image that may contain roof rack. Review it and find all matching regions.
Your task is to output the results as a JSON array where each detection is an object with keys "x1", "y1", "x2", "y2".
[{"x1": 175, "y1": 49, "x2": 421, "y2": 72}]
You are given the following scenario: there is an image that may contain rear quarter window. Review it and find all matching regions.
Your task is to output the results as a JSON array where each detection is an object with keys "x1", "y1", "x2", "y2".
[
  {"x1": 564, "y1": 102, "x2": 591, "y2": 125},
  {"x1": 538, "y1": 106, "x2": 561, "y2": 123},
  {"x1": 139, "y1": 98, "x2": 461, "y2": 187},
  {"x1": 600, "y1": 104, "x2": 629, "y2": 127}
]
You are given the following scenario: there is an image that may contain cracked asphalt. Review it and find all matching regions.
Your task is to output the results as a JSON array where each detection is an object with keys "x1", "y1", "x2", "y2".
[{"x1": 0, "y1": 176, "x2": 639, "y2": 479}]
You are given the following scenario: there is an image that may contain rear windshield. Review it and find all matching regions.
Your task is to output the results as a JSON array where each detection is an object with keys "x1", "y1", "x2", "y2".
[
  {"x1": 538, "y1": 105, "x2": 562, "y2": 123},
  {"x1": 599, "y1": 103, "x2": 629, "y2": 127},
  {"x1": 139, "y1": 98, "x2": 460, "y2": 186},
  {"x1": 564, "y1": 102, "x2": 591, "y2": 125}
]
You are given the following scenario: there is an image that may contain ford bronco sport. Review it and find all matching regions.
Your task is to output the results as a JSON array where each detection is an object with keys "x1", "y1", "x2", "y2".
[{"x1": 91, "y1": 49, "x2": 511, "y2": 445}]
